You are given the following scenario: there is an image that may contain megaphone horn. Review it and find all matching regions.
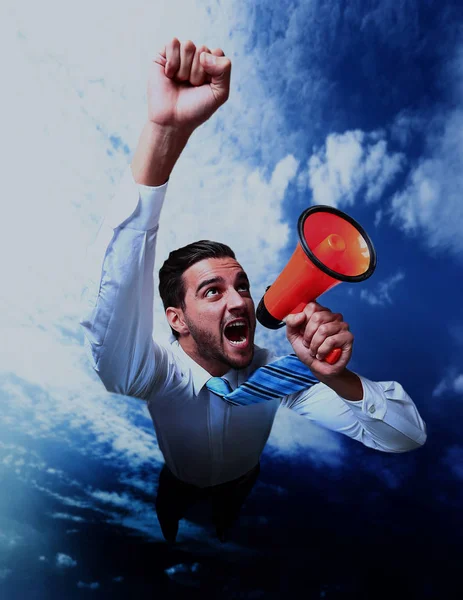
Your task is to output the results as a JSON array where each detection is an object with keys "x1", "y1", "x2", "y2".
[{"x1": 256, "y1": 205, "x2": 377, "y2": 364}]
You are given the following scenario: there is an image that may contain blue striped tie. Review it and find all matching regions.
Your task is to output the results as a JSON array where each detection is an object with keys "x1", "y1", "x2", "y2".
[{"x1": 206, "y1": 354, "x2": 318, "y2": 406}]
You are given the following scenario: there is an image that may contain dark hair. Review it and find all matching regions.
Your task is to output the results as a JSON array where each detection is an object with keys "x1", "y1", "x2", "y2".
[{"x1": 158, "y1": 240, "x2": 236, "y2": 338}]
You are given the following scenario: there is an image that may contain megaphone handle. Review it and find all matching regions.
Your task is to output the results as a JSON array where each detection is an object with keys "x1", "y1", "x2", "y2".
[
  {"x1": 325, "y1": 348, "x2": 342, "y2": 365},
  {"x1": 290, "y1": 302, "x2": 342, "y2": 365}
]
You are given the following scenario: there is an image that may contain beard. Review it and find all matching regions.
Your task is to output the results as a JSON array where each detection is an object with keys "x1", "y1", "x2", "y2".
[{"x1": 184, "y1": 314, "x2": 254, "y2": 371}]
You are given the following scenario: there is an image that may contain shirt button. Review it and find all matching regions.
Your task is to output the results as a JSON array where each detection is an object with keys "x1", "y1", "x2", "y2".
[{"x1": 368, "y1": 405, "x2": 376, "y2": 414}]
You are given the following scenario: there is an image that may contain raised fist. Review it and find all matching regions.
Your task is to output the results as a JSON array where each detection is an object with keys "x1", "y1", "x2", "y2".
[{"x1": 148, "y1": 38, "x2": 231, "y2": 133}]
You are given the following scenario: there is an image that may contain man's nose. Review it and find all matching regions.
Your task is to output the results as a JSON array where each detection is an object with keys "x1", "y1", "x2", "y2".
[{"x1": 227, "y1": 288, "x2": 246, "y2": 311}]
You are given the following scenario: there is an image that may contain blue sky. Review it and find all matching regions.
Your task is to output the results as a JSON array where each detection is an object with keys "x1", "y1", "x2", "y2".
[{"x1": 1, "y1": 0, "x2": 462, "y2": 597}]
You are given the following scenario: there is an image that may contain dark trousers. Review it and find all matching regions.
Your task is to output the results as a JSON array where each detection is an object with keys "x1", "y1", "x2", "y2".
[{"x1": 155, "y1": 463, "x2": 260, "y2": 542}]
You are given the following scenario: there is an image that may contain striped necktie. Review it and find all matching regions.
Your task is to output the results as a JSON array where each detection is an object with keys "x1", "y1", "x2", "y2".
[{"x1": 206, "y1": 354, "x2": 318, "y2": 407}]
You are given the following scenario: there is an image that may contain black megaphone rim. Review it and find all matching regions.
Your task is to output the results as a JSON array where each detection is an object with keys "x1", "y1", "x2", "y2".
[{"x1": 297, "y1": 204, "x2": 377, "y2": 283}]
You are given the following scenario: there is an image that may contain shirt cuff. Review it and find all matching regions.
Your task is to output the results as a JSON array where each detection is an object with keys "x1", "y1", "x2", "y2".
[
  {"x1": 104, "y1": 166, "x2": 168, "y2": 231},
  {"x1": 343, "y1": 375, "x2": 389, "y2": 421},
  {"x1": 343, "y1": 376, "x2": 427, "y2": 446}
]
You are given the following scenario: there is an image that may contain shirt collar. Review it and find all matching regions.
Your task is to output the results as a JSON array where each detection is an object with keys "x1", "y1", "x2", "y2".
[{"x1": 168, "y1": 336, "x2": 242, "y2": 396}]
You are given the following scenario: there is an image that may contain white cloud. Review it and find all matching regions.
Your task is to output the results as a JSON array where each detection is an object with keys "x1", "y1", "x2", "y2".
[
  {"x1": 118, "y1": 475, "x2": 156, "y2": 496},
  {"x1": 390, "y1": 108, "x2": 463, "y2": 258},
  {"x1": 433, "y1": 372, "x2": 463, "y2": 398},
  {"x1": 267, "y1": 406, "x2": 344, "y2": 467},
  {"x1": 390, "y1": 44, "x2": 463, "y2": 259},
  {"x1": 307, "y1": 130, "x2": 405, "y2": 208},
  {"x1": 77, "y1": 581, "x2": 100, "y2": 590},
  {"x1": 56, "y1": 553, "x2": 77, "y2": 568},
  {"x1": 90, "y1": 490, "x2": 138, "y2": 510},
  {"x1": 32, "y1": 483, "x2": 93, "y2": 510},
  {"x1": 87, "y1": 489, "x2": 163, "y2": 539},
  {"x1": 360, "y1": 271, "x2": 405, "y2": 306},
  {"x1": 454, "y1": 376, "x2": 463, "y2": 394},
  {"x1": 0, "y1": 365, "x2": 163, "y2": 477},
  {"x1": 51, "y1": 513, "x2": 86, "y2": 523},
  {"x1": 0, "y1": 441, "x2": 50, "y2": 484}
]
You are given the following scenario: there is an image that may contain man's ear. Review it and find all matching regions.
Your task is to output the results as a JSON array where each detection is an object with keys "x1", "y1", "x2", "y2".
[{"x1": 166, "y1": 307, "x2": 189, "y2": 337}]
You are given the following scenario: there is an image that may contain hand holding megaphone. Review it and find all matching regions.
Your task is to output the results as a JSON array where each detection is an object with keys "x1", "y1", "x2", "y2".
[
  {"x1": 284, "y1": 301, "x2": 353, "y2": 373},
  {"x1": 256, "y1": 206, "x2": 377, "y2": 365}
]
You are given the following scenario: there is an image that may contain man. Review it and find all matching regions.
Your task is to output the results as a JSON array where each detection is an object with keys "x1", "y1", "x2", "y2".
[{"x1": 80, "y1": 38, "x2": 427, "y2": 544}]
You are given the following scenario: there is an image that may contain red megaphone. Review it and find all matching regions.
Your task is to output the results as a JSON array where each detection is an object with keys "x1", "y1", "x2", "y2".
[{"x1": 256, "y1": 205, "x2": 377, "y2": 364}]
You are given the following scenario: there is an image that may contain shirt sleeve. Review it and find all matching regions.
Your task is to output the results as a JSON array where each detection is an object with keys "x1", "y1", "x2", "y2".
[
  {"x1": 79, "y1": 166, "x2": 182, "y2": 400},
  {"x1": 281, "y1": 375, "x2": 427, "y2": 452}
]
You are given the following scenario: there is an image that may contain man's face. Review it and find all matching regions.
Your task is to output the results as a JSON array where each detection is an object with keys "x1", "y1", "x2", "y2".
[{"x1": 176, "y1": 257, "x2": 256, "y2": 376}]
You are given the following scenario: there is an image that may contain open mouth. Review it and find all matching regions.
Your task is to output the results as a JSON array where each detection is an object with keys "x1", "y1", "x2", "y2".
[{"x1": 223, "y1": 319, "x2": 249, "y2": 348}]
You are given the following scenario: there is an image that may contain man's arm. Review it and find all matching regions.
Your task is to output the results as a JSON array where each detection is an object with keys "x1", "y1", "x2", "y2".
[
  {"x1": 282, "y1": 376, "x2": 427, "y2": 453},
  {"x1": 132, "y1": 39, "x2": 231, "y2": 186},
  {"x1": 79, "y1": 38, "x2": 231, "y2": 398},
  {"x1": 132, "y1": 122, "x2": 191, "y2": 186},
  {"x1": 283, "y1": 302, "x2": 427, "y2": 451}
]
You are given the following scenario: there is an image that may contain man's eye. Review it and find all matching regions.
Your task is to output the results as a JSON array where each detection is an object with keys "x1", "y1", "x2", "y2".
[
  {"x1": 205, "y1": 288, "x2": 219, "y2": 297},
  {"x1": 238, "y1": 284, "x2": 250, "y2": 292}
]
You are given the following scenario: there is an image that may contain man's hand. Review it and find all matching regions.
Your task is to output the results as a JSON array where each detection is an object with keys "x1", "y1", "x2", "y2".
[
  {"x1": 285, "y1": 302, "x2": 354, "y2": 379},
  {"x1": 132, "y1": 38, "x2": 231, "y2": 186},
  {"x1": 149, "y1": 38, "x2": 231, "y2": 133}
]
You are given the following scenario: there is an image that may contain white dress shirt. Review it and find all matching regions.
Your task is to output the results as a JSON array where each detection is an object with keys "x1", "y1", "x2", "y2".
[{"x1": 80, "y1": 168, "x2": 427, "y2": 488}]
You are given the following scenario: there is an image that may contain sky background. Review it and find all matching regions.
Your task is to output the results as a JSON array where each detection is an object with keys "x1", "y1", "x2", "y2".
[{"x1": 1, "y1": 0, "x2": 462, "y2": 598}]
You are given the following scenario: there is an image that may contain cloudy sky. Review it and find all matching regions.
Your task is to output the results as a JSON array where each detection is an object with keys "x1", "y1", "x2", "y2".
[{"x1": 1, "y1": 0, "x2": 462, "y2": 598}]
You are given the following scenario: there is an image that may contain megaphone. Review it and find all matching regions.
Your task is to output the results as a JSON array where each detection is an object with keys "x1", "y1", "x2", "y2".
[{"x1": 256, "y1": 205, "x2": 376, "y2": 364}]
